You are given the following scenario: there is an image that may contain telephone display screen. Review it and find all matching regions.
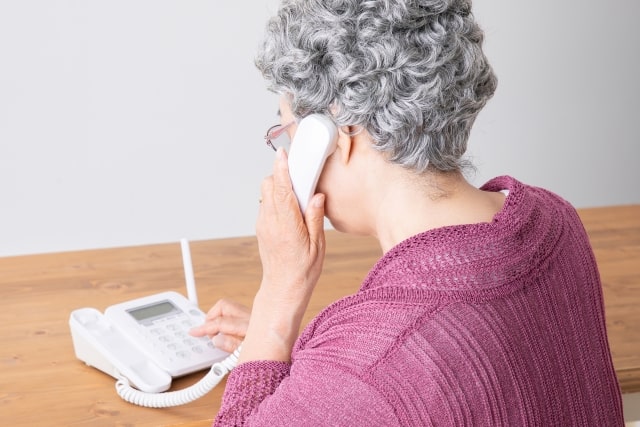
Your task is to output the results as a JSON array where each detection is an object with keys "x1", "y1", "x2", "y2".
[{"x1": 127, "y1": 300, "x2": 180, "y2": 322}]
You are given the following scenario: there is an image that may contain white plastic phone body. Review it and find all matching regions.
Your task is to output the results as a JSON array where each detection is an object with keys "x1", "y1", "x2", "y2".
[
  {"x1": 69, "y1": 291, "x2": 229, "y2": 393},
  {"x1": 287, "y1": 114, "x2": 338, "y2": 214}
]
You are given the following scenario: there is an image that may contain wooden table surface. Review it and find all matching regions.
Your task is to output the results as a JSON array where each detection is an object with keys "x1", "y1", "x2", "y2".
[{"x1": 1, "y1": 204, "x2": 638, "y2": 426}]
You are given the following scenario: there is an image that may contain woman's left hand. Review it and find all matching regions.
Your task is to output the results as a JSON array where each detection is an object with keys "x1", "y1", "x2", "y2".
[{"x1": 188, "y1": 298, "x2": 250, "y2": 353}]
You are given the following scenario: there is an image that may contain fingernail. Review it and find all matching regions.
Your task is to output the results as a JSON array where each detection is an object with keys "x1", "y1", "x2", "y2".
[
  {"x1": 212, "y1": 334, "x2": 224, "y2": 347},
  {"x1": 313, "y1": 194, "x2": 325, "y2": 208}
]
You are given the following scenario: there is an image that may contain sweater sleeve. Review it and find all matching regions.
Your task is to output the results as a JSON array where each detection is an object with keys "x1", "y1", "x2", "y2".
[
  {"x1": 212, "y1": 358, "x2": 397, "y2": 426},
  {"x1": 213, "y1": 360, "x2": 290, "y2": 426}
]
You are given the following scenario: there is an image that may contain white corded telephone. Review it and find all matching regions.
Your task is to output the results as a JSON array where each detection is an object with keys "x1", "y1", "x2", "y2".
[
  {"x1": 69, "y1": 240, "x2": 240, "y2": 407},
  {"x1": 69, "y1": 114, "x2": 337, "y2": 408}
]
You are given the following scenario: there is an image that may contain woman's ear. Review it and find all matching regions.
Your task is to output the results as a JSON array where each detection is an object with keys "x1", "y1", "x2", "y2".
[{"x1": 337, "y1": 126, "x2": 358, "y2": 164}]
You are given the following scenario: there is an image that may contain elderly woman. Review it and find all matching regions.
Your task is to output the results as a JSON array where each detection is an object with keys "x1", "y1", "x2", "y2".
[{"x1": 191, "y1": 0, "x2": 624, "y2": 425}]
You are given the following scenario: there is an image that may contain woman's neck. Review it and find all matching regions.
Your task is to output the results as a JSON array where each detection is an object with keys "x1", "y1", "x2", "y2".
[{"x1": 372, "y1": 169, "x2": 506, "y2": 253}]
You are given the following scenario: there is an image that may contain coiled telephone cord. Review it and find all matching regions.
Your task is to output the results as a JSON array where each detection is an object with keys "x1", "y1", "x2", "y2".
[{"x1": 115, "y1": 346, "x2": 241, "y2": 407}]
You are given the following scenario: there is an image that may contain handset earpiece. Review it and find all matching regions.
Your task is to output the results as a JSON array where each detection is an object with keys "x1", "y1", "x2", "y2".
[{"x1": 287, "y1": 114, "x2": 338, "y2": 214}]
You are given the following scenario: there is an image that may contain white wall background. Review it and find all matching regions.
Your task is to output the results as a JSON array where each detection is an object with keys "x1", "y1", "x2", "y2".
[{"x1": 1, "y1": 0, "x2": 639, "y2": 257}]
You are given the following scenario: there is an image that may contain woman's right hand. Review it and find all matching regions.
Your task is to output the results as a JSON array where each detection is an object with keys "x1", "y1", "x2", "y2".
[
  {"x1": 189, "y1": 299, "x2": 250, "y2": 354},
  {"x1": 235, "y1": 147, "x2": 326, "y2": 363}
]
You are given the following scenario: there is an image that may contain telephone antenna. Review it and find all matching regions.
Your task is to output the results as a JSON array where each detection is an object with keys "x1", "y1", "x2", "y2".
[{"x1": 180, "y1": 238, "x2": 198, "y2": 306}]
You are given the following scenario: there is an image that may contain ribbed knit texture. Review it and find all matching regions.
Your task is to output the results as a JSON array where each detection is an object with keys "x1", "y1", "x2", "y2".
[{"x1": 213, "y1": 176, "x2": 624, "y2": 426}]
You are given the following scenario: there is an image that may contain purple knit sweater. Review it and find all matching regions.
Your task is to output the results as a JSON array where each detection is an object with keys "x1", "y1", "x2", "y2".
[{"x1": 213, "y1": 176, "x2": 624, "y2": 426}]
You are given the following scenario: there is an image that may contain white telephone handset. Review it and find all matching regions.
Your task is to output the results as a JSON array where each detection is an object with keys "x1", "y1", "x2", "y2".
[
  {"x1": 287, "y1": 114, "x2": 338, "y2": 214},
  {"x1": 69, "y1": 240, "x2": 240, "y2": 407}
]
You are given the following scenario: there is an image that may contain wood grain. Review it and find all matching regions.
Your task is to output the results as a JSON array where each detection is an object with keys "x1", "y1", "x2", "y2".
[{"x1": 577, "y1": 205, "x2": 640, "y2": 393}]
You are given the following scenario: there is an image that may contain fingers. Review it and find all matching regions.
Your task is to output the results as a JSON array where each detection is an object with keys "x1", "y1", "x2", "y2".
[
  {"x1": 212, "y1": 334, "x2": 243, "y2": 354},
  {"x1": 189, "y1": 314, "x2": 248, "y2": 337},
  {"x1": 305, "y1": 193, "x2": 326, "y2": 253},
  {"x1": 260, "y1": 148, "x2": 300, "y2": 214},
  {"x1": 272, "y1": 148, "x2": 294, "y2": 205},
  {"x1": 187, "y1": 330, "x2": 242, "y2": 354},
  {"x1": 189, "y1": 299, "x2": 250, "y2": 338}
]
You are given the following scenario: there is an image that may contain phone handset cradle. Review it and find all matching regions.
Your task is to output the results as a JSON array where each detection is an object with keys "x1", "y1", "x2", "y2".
[{"x1": 114, "y1": 345, "x2": 241, "y2": 408}]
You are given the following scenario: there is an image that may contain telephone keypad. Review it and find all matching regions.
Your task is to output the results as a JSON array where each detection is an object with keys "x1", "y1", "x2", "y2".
[{"x1": 139, "y1": 313, "x2": 212, "y2": 365}]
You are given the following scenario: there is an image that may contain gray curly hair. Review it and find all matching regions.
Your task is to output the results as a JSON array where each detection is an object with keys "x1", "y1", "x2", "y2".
[{"x1": 255, "y1": 0, "x2": 497, "y2": 172}]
